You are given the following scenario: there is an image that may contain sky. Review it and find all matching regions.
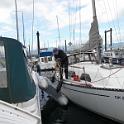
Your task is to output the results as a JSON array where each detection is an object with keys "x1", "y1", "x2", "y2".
[{"x1": 0, "y1": 0, "x2": 124, "y2": 50}]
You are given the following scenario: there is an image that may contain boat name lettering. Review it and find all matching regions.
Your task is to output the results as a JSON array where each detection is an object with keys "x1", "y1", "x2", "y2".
[{"x1": 115, "y1": 96, "x2": 124, "y2": 100}]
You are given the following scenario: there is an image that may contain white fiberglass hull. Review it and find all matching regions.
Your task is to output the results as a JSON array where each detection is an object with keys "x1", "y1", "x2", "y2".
[
  {"x1": 62, "y1": 82, "x2": 124, "y2": 123},
  {"x1": 0, "y1": 100, "x2": 41, "y2": 124}
]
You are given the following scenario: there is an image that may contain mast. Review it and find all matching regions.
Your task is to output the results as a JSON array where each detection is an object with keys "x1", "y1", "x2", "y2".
[
  {"x1": 68, "y1": 1, "x2": 71, "y2": 45},
  {"x1": 92, "y1": 0, "x2": 97, "y2": 19},
  {"x1": 15, "y1": 0, "x2": 19, "y2": 41},
  {"x1": 65, "y1": 40, "x2": 67, "y2": 53},
  {"x1": 88, "y1": 0, "x2": 100, "y2": 48},
  {"x1": 79, "y1": 0, "x2": 82, "y2": 43},
  {"x1": 36, "y1": 31, "x2": 40, "y2": 57},
  {"x1": 105, "y1": 28, "x2": 112, "y2": 51},
  {"x1": 90, "y1": 0, "x2": 102, "y2": 64},
  {"x1": 29, "y1": 44, "x2": 31, "y2": 58},
  {"x1": 105, "y1": 30, "x2": 107, "y2": 51},
  {"x1": 56, "y1": 15, "x2": 61, "y2": 47},
  {"x1": 22, "y1": 12, "x2": 25, "y2": 46},
  {"x1": 31, "y1": 0, "x2": 34, "y2": 51}
]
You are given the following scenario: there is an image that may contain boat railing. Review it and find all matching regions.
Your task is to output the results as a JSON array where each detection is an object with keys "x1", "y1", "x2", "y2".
[{"x1": 68, "y1": 51, "x2": 98, "y2": 65}]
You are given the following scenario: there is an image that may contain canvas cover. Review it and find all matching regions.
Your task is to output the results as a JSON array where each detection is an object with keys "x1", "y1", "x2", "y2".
[{"x1": 0, "y1": 37, "x2": 36, "y2": 103}]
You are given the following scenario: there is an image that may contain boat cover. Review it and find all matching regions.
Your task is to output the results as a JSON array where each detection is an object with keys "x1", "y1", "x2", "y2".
[{"x1": 0, "y1": 37, "x2": 36, "y2": 103}]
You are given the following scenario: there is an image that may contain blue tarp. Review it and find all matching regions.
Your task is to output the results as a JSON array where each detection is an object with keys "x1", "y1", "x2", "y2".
[{"x1": 40, "y1": 51, "x2": 53, "y2": 57}]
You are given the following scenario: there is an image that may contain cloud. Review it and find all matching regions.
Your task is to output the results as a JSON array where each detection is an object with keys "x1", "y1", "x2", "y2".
[
  {"x1": 0, "y1": 0, "x2": 124, "y2": 49},
  {"x1": 0, "y1": 0, "x2": 13, "y2": 8}
]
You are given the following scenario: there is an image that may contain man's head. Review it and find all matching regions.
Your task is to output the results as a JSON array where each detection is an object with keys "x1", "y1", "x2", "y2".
[{"x1": 53, "y1": 48, "x2": 59, "y2": 55}]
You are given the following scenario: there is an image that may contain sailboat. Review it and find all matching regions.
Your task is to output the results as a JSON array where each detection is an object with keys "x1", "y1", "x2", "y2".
[
  {"x1": 0, "y1": 37, "x2": 41, "y2": 124},
  {"x1": 52, "y1": 0, "x2": 124, "y2": 123}
]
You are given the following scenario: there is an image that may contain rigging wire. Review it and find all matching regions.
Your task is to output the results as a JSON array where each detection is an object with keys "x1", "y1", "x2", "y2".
[
  {"x1": 106, "y1": 0, "x2": 120, "y2": 43},
  {"x1": 72, "y1": 0, "x2": 80, "y2": 47},
  {"x1": 93, "y1": 67, "x2": 122, "y2": 83},
  {"x1": 69, "y1": 0, "x2": 77, "y2": 46},
  {"x1": 112, "y1": 0, "x2": 121, "y2": 43},
  {"x1": 102, "y1": 0, "x2": 122, "y2": 47},
  {"x1": 100, "y1": 0, "x2": 111, "y2": 29},
  {"x1": 101, "y1": 0, "x2": 112, "y2": 49},
  {"x1": 115, "y1": 0, "x2": 122, "y2": 42},
  {"x1": 93, "y1": 65, "x2": 123, "y2": 88}
]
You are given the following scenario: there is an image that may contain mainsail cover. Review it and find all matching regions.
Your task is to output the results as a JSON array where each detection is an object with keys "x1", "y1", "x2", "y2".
[
  {"x1": 82, "y1": 0, "x2": 102, "y2": 52},
  {"x1": 72, "y1": 0, "x2": 103, "y2": 63}
]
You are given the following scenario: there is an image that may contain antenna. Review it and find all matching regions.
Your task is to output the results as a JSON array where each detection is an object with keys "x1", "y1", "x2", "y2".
[{"x1": 15, "y1": 0, "x2": 19, "y2": 41}]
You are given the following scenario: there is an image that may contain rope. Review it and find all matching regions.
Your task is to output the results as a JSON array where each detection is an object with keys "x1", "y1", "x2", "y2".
[
  {"x1": 92, "y1": 68, "x2": 122, "y2": 83},
  {"x1": 54, "y1": 61, "x2": 63, "y2": 80}
]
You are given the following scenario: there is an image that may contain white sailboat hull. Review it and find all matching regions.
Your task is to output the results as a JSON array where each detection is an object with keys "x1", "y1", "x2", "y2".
[{"x1": 62, "y1": 82, "x2": 124, "y2": 123}]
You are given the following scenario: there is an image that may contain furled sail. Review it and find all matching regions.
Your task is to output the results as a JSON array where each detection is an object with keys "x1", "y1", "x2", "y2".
[{"x1": 82, "y1": 0, "x2": 102, "y2": 52}]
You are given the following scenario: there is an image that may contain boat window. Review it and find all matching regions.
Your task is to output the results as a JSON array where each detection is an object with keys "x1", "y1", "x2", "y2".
[
  {"x1": 44, "y1": 57, "x2": 48, "y2": 63},
  {"x1": 115, "y1": 52, "x2": 119, "y2": 56},
  {"x1": 41, "y1": 58, "x2": 44, "y2": 62},
  {"x1": 48, "y1": 57, "x2": 52, "y2": 61},
  {"x1": 0, "y1": 41, "x2": 7, "y2": 88}
]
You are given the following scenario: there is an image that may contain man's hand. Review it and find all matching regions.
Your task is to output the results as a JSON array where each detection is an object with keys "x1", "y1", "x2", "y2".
[
  {"x1": 56, "y1": 58, "x2": 61, "y2": 62},
  {"x1": 55, "y1": 62, "x2": 59, "y2": 68}
]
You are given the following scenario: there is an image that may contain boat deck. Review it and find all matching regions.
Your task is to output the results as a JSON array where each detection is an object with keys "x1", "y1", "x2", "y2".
[{"x1": 67, "y1": 62, "x2": 124, "y2": 90}]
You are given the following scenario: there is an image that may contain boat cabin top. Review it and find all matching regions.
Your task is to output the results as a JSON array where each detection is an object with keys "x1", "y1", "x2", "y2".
[
  {"x1": 103, "y1": 49, "x2": 124, "y2": 58},
  {"x1": 39, "y1": 51, "x2": 54, "y2": 63}
]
